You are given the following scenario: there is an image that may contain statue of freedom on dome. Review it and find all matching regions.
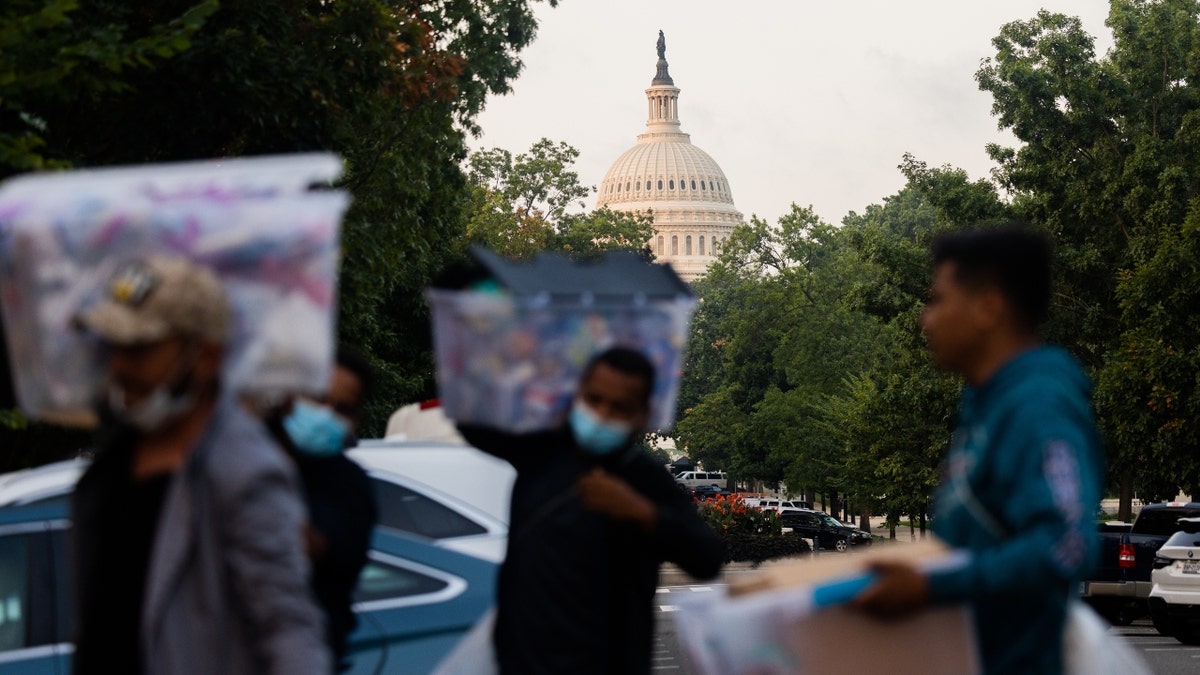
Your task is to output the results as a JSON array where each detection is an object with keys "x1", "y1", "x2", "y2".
[{"x1": 657, "y1": 30, "x2": 666, "y2": 59}]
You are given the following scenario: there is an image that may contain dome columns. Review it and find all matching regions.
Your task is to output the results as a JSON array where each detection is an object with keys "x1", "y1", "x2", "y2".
[{"x1": 646, "y1": 85, "x2": 682, "y2": 129}]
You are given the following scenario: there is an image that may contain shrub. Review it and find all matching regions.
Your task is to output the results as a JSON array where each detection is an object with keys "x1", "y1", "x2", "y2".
[
  {"x1": 721, "y1": 532, "x2": 812, "y2": 564},
  {"x1": 696, "y1": 494, "x2": 811, "y2": 563},
  {"x1": 697, "y1": 494, "x2": 782, "y2": 536}
]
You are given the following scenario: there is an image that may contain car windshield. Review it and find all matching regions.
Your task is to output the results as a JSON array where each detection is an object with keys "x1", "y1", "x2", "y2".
[{"x1": 821, "y1": 516, "x2": 844, "y2": 528}]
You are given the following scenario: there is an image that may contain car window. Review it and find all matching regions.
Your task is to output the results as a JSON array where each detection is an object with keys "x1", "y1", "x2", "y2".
[
  {"x1": 1133, "y1": 508, "x2": 1200, "y2": 536},
  {"x1": 372, "y1": 479, "x2": 488, "y2": 539},
  {"x1": 0, "y1": 535, "x2": 30, "y2": 652},
  {"x1": 1164, "y1": 530, "x2": 1200, "y2": 547},
  {"x1": 0, "y1": 529, "x2": 60, "y2": 653},
  {"x1": 50, "y1": 529, "x2": 72, "y2": 645},
  {"x1": 353, "y1": 559, "x2": 449, "y2": 604}
]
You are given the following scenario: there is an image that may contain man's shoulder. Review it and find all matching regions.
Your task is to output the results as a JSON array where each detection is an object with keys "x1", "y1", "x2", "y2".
[
  {"x1": 299, "y1": 453, "x2": 372, "y2": 491},
  {"x1": 614, "y1": 451, "x2": 677, "y2": 493},
  {"x1": 198, "y1": 399, "x2": 294, "y2": 485}
]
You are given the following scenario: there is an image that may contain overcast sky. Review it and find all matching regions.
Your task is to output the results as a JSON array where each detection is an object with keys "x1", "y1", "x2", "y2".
[{"x1": 472, "y1": 1, "x2": 1116, "y2": 225}]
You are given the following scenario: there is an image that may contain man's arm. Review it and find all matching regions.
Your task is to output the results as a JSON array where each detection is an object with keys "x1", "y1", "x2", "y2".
[
  {"x1": 220, "y1": 460, "x2": 331, "y2": 674},
  {"x1": 307, "y1": 459, "x2": 377, "y2": 584},
  {"x1": 857, "y1": 407, "x2": 1100, "y2": 615},
  {"x1": 650, "y1": 474, "x2": 725, "y2": 580},
  {"x1": 578, "y1": 463, "x2": 724, "y2": 580},
  {"x1": 926, "y1": 424, "x2": 1099, "y2": 604},
  {"x1": 456, "y1": 423, "x2": 557, "y2": 470}
]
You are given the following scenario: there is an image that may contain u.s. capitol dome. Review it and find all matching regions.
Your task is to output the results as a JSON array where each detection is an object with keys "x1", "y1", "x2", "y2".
[{"x1": 595, "y1": 32, "x2": 743, "y2": 282}]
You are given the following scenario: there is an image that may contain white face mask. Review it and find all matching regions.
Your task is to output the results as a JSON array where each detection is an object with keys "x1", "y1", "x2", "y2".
[
  {"x1": 106, "y1": 349, "x2": 199, "y2": 433},
  {"x1": 107, "y1": 381, "x2": 196, "y2": 433}
]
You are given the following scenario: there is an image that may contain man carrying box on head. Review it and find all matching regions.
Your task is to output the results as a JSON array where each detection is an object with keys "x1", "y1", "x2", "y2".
[
  {"x1": 852, "y1": 228, "x2": 1103, "y2": 674},
  {"x1": 72, "y1": 255, "x2": 330, "y2": 675},
  {"x1": 457, "y1": 346, "x2": 724, "y2": 675}
]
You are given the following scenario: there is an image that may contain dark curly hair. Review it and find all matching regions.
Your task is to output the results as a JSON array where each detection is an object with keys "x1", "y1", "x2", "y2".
[{"x1": 931, "y1": 226, "x2": 1052, "y2": 329}]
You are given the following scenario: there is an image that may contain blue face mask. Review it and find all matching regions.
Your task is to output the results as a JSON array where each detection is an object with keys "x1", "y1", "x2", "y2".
[
  {"x1": 283, "y1": 400, "x2": 349, "y2": 457},
  {"x1": 569, "y1": 402, "x2": 634, "y2": 455}
]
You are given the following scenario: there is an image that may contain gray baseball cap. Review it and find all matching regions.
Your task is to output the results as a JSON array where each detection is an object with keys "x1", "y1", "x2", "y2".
[{"x1": 75, "y1": 255, "x2": 232, "y2": 345}]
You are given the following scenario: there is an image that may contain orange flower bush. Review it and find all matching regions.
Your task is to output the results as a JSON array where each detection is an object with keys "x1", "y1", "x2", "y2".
[{"x1": 697, "y1": 494, "x2": 782, "y2": 536}]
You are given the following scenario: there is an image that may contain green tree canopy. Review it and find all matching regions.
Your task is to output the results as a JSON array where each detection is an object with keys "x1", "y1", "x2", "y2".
[
  {"x1": 463, "y1": 138, "x2": 655, "y2": 259},
  {"x1": 1, "y1": 0, "x2": 562, "y2": 445},
  {"x1": 977, "y1": 0, "x2": 1200, "y2": 509}
]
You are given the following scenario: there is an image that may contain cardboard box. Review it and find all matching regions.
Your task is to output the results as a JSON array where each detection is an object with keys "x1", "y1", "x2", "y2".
[{"x1": 675, "y1": 539, "x2": 980, "y2": 675}]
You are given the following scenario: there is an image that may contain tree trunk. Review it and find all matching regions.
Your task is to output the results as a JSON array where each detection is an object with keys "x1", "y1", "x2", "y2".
[
  {"x1": 829, "y1": 489, "x2": 839, "y2": 519},
  {"x1": 918, "y1": 503, "x2": 927, "y2": 539},
  {"x1": 859, "y1": 503, "x2": 872, "y2": 533},
  {"x1": 1118, "y1": 471, "x2": 1134, "y2": 523}
]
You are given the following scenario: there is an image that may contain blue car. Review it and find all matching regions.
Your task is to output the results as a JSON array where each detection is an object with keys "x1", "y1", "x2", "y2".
[{"x1": 0, "y1": 488, "x2": 498, "y2": 674}]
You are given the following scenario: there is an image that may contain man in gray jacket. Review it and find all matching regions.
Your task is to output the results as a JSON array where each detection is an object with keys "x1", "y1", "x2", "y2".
[{"x1": 71, "y1": 255, "x2": 330, "y2": 675}]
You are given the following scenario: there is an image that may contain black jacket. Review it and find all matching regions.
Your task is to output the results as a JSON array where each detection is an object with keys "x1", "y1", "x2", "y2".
[
  {"x1": 294, "y1": 453, "x2": 376, "y2": 669},
  {"x1": 458, "y1": 425, "x2": 724, "y2": 675}
]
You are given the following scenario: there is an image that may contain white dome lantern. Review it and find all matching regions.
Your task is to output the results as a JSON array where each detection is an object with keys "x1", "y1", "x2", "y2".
[{"x1": 596, "y1": 31, "x2": 742, "y2": 282}]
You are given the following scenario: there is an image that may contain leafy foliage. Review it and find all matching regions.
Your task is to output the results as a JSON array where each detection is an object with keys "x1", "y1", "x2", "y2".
[
  {"x1": 1, "y1": 0, "x2": 562, "y2": 443},
  {"x1": 463, "y1": 138, "x2": 656, "y2": 260},
  {"x1": 977, "y1": 0, "x2": 1200, "y2": 508},
  {"x1": 697, "y1": 494, "x2": 782, "y2": 536},
  {"x1": 720, "y1": 532, "x2": 811, "y2": 565},
  {"x1": 696, "y1": 495, "x2": 809, "y2": 564}
]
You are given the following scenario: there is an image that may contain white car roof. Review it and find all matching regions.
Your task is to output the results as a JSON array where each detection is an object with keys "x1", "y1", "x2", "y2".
[
  {"x1": 0, "y1": 459, "x2": 86, "y2": 506},
  {"x1": 348, "y1": 439, "x2": 515, "y2": 527}
]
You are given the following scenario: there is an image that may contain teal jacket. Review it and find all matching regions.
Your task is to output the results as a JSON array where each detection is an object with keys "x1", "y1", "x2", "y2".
[{"x1": 928, "y1": 346, "x2": 1103, "y2": 675}]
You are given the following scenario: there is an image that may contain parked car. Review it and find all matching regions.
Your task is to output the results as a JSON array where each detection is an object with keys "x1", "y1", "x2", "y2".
[
  {"x1": 1148, "y1": 517, "x2": 1200, "y2": 643},
  {"x1": 780, "y1": 510, "x2": 872, "y2": 552},
  {"x1": 349, "y1": 439, "x2": 516, "y2": 563},
  {"x1": 674, "y1": 470, "x2": 728, "y2": 491},
  {"x1": 1083, "y1": 501, "x2": 1200, "y2": 627},
  {"x1": 0, "y1": 437, "x2": 519, "y2": 674},
  {"x1": 0, "y1": 497, "x2": 497, "y2": 675},
  {"x1": 744, "y1": 498, "x2": 812, "y2": 512},
  {"x1": 690, "y1": 484, "x2": 732, "y2": 501}
]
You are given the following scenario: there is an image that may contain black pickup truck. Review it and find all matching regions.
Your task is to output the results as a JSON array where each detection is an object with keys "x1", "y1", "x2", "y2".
[{"x1": 1083, "y1": 502, "x2": 1200, "y2": 625}]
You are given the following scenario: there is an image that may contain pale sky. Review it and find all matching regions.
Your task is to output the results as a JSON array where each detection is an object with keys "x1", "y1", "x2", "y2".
[{"x1": 472, "y1": 1, "x2": 1115, "y2": 226}]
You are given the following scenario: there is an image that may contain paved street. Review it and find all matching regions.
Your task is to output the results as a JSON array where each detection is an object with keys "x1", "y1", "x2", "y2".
[
  {"x1": 653, "y1": 583, "x2": 1192, "y2": 673},
  {"x1": 652, "y1": 584, "x2": 710, "y2": 672},
  {"x1": 1112, "y1": 618, "x2": 1200, "y2": 675}
]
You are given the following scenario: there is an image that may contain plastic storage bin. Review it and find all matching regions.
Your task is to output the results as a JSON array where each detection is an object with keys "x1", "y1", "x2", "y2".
[
  {"x1": 426, "y1": 248, "x2": 696, "y2": 433},
  {"x1": 0, "y1": 154, "x2": 348, "y2": 426}
]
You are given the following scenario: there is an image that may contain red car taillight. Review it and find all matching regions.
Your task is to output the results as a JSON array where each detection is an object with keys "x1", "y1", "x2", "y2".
[{"x1": 1118, "y1": 542, "x2": 1136, "y2": 568}]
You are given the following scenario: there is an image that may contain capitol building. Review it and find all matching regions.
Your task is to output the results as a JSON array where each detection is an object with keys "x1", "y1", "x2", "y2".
[{"x1": 595, "y1": 33, "x2": 743, "y2": 282}]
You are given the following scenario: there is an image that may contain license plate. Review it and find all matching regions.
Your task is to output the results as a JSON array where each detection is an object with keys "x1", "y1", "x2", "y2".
[{"x1": 1184, "y1": 561, "x2": 1200, "y2": 574}]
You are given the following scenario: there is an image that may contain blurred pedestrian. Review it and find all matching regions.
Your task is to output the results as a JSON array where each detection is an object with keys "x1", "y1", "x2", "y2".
[
  {"x1": 71, "y1": 255, "x2": 330, "y2": 675},
  {"x1": 262, "y1": 345, "x2": 378, "y2": 671},
  {"x1": 457, "y1": 346, "x2": 724, "y2": 675},
  {"x1": 852, "y1": 228, "x2": 1103, "y2": 674}
]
